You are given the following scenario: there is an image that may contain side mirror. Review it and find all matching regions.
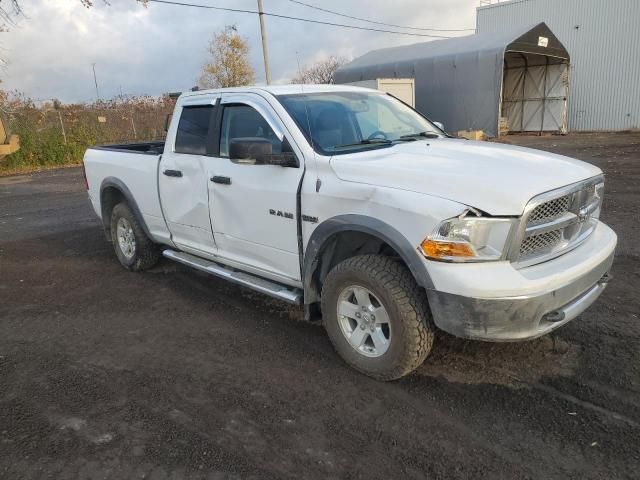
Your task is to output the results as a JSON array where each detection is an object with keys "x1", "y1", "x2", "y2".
[
  {"x1": 229, "y1": 137, "x2": 272, "y2": 162},
  {"x1": 433, "y1": 121, "x2": 444, "y2": 131},
  {"x1": 229, "y1": 137, "x2": 298, "y2": 167}
]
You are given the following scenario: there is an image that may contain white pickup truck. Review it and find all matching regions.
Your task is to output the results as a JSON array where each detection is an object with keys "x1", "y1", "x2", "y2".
[{"x1": 83, "y1": 85, "x2": 616, "y2": 380}]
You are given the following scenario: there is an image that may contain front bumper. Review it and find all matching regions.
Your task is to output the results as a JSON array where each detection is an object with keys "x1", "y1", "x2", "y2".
[{"x1": 425, "y1": 222, "x2": 616, "y2": 341}]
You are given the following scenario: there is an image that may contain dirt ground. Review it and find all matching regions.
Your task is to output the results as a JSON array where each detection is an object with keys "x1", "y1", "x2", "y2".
[{"x1": 1, "y1": 132, "x2": 639, "y2": 479}]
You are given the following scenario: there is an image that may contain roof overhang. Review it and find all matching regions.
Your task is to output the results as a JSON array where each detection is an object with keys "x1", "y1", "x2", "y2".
[{"x1": 505, "y1": 22, "x2": 570, "y2": 61}]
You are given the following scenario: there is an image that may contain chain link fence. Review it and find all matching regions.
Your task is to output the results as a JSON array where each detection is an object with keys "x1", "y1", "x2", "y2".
[{"x1": 0, "y1": 94, "x2": 176, "y2": 173}]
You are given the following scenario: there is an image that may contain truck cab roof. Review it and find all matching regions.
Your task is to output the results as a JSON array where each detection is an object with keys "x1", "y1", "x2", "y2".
[{"x1": 179, "y1": 84, "x2": 375, "y2": 99}]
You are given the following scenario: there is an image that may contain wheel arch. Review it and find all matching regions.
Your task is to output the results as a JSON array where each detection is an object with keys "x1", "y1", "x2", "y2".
[
  {"x1": 99, "y1": 177, "x2": 152, "y2": 242},
  {"x1": 303, "y1": 214, "x2": 434, "y2": 305}
]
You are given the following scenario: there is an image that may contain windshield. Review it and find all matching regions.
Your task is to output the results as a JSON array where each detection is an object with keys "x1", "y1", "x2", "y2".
[{"x1": 277, "y1": 91, "x2": 443, "y2": 155}]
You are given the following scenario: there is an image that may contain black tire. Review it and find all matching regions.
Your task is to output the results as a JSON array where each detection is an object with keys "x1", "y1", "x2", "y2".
[
  {"x1": 321, "y1": 255, "x2": 435, "y2": 381},
  {"x1": 110, "y1": 202, "x2": 160, "y2": 272}
]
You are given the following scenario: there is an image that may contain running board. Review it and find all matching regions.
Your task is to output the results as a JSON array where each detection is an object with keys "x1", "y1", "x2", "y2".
[{"x1": 162, "y1": 249, "x2": 303, "y2": 305}]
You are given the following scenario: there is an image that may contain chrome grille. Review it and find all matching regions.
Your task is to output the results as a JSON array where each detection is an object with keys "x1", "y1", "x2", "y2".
[
  {"x1": 528, "y1": 195, "x2": 570, "y2": 225},
  {"x1": 520, "y1": 229, "x2": 562, "y2": 256},
  {"x1": 513, "y1": 177, "x2": 604, "y2": 267}
]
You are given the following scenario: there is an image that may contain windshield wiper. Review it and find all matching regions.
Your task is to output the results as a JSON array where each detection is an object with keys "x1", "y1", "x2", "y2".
[
  {"x1": 333, "y1": 138, "x2": 392, "y2": 149},
  {"x1": 399, "y1": 131, "x2": 441, "y2": 140}
]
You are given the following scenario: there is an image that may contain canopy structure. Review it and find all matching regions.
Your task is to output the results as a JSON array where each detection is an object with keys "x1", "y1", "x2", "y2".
[{"x1": 335, "y1": 23, "x2": 570, "y2": 137}]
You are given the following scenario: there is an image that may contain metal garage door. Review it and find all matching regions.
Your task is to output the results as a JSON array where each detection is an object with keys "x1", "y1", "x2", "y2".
[{"x1": 502, "y1": 59, "x2": 569, "y2": 133}]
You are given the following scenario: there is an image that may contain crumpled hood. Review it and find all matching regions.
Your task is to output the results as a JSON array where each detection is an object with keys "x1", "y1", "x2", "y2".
[{"x1": 329, "y1": 139, "x2": 602, "y2": 216}]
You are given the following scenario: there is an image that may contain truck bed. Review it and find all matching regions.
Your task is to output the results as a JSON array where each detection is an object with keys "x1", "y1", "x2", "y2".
[
  {"x1": 91, "y1": 141, "x2": 165, "y2": 155},
  {"x1": 84, "y1": 142, "x2": 171, "y2": 245}
]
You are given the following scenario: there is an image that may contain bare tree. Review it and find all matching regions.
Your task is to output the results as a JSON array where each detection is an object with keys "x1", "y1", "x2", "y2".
[
  {"x1": 197, "y1": 26, "x2": 255, "y2": 89},
  {"x1": 0, "y1": 1, "x2": 23, "y2": 32},
  {"x1": 292, "y1": 56, "x2": 349, "y2": 85}
]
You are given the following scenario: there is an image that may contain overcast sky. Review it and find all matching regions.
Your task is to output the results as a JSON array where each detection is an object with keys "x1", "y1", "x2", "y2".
[{"x1": 1, "y1": 0, "x2": 478, "y2": 103}]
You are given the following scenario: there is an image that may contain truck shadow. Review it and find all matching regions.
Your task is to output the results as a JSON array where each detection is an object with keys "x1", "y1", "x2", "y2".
[
  {"x1": 159, "y1": 256, "x2": 580, "y2": 388},
  {"x1": 147, "y1": 255, "x2": 580, "y2": 388}
]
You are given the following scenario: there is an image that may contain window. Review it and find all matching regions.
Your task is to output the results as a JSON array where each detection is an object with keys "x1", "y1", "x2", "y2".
[
  {"x1": 219, "y1": 105, "x2": 282, "y2": 158},
  {"x1": 174, "y1": 105, "x2": 214, "y2": 155},
  {"x1": 277, "y1": 92, "x2": 442, "y2": 156}
]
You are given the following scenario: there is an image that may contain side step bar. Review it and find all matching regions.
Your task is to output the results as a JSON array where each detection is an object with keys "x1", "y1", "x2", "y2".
[{"x1": 162, "y1": 249, "x2": 303, "y2": 305}]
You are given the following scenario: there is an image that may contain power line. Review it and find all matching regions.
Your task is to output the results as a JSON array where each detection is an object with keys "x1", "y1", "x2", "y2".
[
  {"x1": 145, "y1": 0, "x2": 455, "y2": 38},
  {"x1": 288, "y1": 0, "x2": 475, "y2": 32}
]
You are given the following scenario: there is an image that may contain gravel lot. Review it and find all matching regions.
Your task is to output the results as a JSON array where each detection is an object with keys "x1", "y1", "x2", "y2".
[{"x1": 1, "y1": 133, "x2": 639, "y2": 479}]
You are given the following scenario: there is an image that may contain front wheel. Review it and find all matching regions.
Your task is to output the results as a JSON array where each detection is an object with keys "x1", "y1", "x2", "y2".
[
  {"x1": 321, "y1": 255, "x2": 435, "y2": 381},
  {"x1": 110, "y1": 202, "x2": 160, "y2": 271}
]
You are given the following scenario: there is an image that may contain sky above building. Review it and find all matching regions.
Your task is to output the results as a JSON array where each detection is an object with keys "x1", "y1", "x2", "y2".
[{"x1": 2, "y1": 0, "x2": 478, "y2": 103}]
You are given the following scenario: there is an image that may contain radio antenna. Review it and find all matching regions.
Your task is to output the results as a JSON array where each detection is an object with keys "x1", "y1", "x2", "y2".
[{"x1": 296, "y1": 51, "x2": 321, "y2": 191}]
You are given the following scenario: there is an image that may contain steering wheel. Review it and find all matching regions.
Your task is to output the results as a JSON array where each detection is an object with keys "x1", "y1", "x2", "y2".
[{"x1": 367, "y1": 130, "x2": 389, "y2": 141}]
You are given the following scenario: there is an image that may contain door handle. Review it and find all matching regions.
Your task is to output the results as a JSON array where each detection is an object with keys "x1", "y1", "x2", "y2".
[
  {"x1": 163, "y1": 169, "x2": 183, "y2": 178},
  {"x1": 210, "y1": 175, "x2": 232, "y2": 185}
]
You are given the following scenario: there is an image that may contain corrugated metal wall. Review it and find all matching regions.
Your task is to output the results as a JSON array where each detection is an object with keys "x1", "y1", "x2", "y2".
[{"x1": 477, "y1": 0, "x2": 640, "y2": 131}]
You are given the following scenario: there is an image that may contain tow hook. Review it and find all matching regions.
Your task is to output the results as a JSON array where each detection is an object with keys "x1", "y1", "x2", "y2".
[
  {"x1": 543, "y1": 273, "x2": 612, "y2": 324},
  {"x1": 598, "y1": 273, "x2": 612, "y2": 285},
  {"x1": 544, "y1": 310, "x2": 566, "y2": 323}
]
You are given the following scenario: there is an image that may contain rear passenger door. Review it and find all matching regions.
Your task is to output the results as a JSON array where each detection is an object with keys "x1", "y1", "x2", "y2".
[{"x1": 159, "y1": 95, "x2": 218, "y2": 254}]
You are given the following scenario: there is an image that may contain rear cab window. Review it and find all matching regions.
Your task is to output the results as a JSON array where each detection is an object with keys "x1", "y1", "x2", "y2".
[{"x1": 174, "y1": 105, "x2": 214, "y2": 155}]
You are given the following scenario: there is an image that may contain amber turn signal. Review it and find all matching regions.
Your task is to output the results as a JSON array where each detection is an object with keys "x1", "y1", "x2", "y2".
[{"x1": 420, "y1": 239, "x2": 476, "y2": 259}]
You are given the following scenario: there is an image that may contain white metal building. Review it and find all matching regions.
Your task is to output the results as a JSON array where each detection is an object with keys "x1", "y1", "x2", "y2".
[{"x1": 477, "y1": 0, "x2": 640, "y2": 132}]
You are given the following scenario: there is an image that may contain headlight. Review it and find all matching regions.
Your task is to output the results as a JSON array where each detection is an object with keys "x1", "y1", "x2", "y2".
[{"x1": 420, "y1": 213, "x2": 516, "y2": 262}]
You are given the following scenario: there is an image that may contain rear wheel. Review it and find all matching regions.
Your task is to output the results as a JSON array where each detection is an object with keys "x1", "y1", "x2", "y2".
[
  {"x1": 321, "y1": 254, "x2": 435, "y2": 381},
  {"x1": 110, "y1": 202, "x2": 160, "y2": 271}
]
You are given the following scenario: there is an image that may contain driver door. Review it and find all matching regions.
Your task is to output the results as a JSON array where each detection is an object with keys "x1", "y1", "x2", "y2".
[{"x1": 204, "y1": 93, "x2": 304, "y2": 285}]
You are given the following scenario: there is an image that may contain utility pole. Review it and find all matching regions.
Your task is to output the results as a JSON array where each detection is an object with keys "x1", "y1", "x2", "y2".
[
  {"x1": 92, "y1": 63, "x2": 100, "y2": 101},
  {"x1": 256, "y1": 0, "x2": 271, "y2": 85}
]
